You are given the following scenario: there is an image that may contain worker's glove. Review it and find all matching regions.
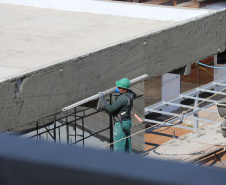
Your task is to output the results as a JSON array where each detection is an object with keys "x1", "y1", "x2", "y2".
[{"x1": 98, "y1": 92, "x2": 107, "y2": 107}]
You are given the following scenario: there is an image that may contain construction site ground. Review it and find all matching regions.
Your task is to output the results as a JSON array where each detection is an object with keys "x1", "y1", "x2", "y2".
[{"x1": 143, "y1": 103, "x2": 226, "y2": 169}]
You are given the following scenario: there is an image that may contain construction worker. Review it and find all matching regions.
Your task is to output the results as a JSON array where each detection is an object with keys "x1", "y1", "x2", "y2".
[{"x1": 98, "y1": 78, "x2": 136, "y2": 153}]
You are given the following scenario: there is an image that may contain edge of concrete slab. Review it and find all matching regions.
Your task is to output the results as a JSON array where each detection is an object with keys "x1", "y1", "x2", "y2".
[{"x1": 0, "y1": 0, "x2": 214, "y2": 21}]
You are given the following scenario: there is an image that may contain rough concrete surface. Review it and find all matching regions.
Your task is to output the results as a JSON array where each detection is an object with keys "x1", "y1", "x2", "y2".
[
  {"x1": 0, "y1": 4, "x2": 226, "y2": 132},
  {"x1": 145, "y1": 120, "x2": 226, "y2": 162},
  {"x1": 0, "y1": 3, "x2": 177, "y2": 80}
]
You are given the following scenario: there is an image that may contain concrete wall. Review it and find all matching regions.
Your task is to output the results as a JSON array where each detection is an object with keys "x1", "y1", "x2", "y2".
[{"x1": 0, "y1": 9, "x2": 226, "y2": 132}]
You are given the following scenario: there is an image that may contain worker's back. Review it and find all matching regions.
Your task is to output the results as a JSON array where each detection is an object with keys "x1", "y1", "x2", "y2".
[{"x1": 112, "y1": 89, "x2": 136, "y2": 119}]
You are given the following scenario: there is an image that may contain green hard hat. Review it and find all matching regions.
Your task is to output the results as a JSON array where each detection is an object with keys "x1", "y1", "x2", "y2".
[{"x1": 116, "y1": 78, "x2": 130, "y2": 89}]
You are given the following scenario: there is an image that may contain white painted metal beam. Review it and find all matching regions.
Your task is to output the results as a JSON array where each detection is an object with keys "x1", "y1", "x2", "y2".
[
  {"x1": 197, "y1": 88, "x2": 226, "y2": 96},
  {"x1": 146, "y1": 109, "x2": 218, "y2": 123},
  {"x1": 144, "y1": 119, "x2": 194, "y2": 130},
  {"x1": 213, "y1": 82, "x2": 226, "y2": 87},
  {"x1": 163, "y1": 102, "x2": 217, "y2": 113},
  {"x1": 180, "y1": 95, "x2": 218, "y2": 103}
]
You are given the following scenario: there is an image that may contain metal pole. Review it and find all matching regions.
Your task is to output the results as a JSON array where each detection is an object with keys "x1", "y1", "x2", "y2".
[
  {"x1": 82, "y1": 110, "x2": 85, "y2": 147},
  {"x1": 74, "y1": 107, "x2": 77, "y2": 145},
  {"x1": 54, "y1": 116, "x2": 57, "y2": 143},
  {"x1": 194, "y1": 95, "x2": 199, "y2": 130},
  {"x1": 66, "y1": 113, "x2": 69, "y2": 144},
  {"x1": 36, "y1": 121, "x2": 39, "y2": 140},
  {"x1": 109, "y1": 94, "x2": 114, "y2": 151},
  {"x1": 58, "y1": 127, "x2": 61, "y2": 144},
  {"x1": 62, "y1": 74, "x2": 148, "y2": 111},
  {"x1": 198, "y1": 63, "x2": 200, "y2": 86},
  {"x1": 46, "y1": 126, "x2": 49, "y2": 141},
  {"x1": 44, "y1": 126, "x2": 54, "y2": 139}
]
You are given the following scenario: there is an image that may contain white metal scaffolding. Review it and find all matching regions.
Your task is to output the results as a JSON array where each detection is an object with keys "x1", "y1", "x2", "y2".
[{"x1": 145, "y1": 77, "x2": 226, "y2": 130}]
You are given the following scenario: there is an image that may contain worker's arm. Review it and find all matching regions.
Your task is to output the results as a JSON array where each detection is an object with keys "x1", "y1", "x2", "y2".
[
  {"x1": 98, "y1": 92, "x2": 126, "y2": 114},
  {"x1": 104, "y1": 96, "x2": 126, "y2": 114}
]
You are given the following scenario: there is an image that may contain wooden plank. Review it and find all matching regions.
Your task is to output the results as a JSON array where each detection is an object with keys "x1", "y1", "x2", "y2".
[
  {"x1": 143, "y1": 0, "x2": 171, "y2": 5},
  {"x1": 183, "y1": 146, "x2": 223, "y2": 163}
]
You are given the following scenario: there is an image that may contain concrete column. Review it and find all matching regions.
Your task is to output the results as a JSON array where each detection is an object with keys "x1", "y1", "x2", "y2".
[{"x1": 162, "y1": 73, "x2": 180, "y2": 112}]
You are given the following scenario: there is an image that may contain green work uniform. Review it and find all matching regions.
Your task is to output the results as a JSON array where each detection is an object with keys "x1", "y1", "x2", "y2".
[{"x1": 104, "y1": 89, "x2": 136, "y2": 153}]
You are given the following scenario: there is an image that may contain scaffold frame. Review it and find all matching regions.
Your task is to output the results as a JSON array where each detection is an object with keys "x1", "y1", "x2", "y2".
[{"x1": 145, "y1": 77, "x2": 226, "y2": 130}]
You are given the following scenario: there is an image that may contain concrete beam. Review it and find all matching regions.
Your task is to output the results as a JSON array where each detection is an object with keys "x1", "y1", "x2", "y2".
[
  {"x1": 170, "y1": 64, "x2": 191, "y2": 75},
  {"x1": 0, "y1": 134, "x2": 225, "y2": 185},
  {"x1": 1, "y1": 8, "x2": 226, "y2": 132}
]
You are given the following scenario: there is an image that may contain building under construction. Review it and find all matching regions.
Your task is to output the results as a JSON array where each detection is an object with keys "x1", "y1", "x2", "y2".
[{"x1": 0, "y1": 0, "x2": 226, "y2": 184}]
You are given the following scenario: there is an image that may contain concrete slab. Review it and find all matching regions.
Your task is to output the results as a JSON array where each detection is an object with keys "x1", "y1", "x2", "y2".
[
  {"x1": 145, "y1": 119, "x2": 226, "y2": 162},
  {"x1": 0, "y1": 3, "x2": 177, "y2": 80},
  {"x1": 0, "y1": 0, "x2": 213, "y2": 21},
  {"x1": 0, "y1": 66, "x2": 25, "y2": 79}
]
